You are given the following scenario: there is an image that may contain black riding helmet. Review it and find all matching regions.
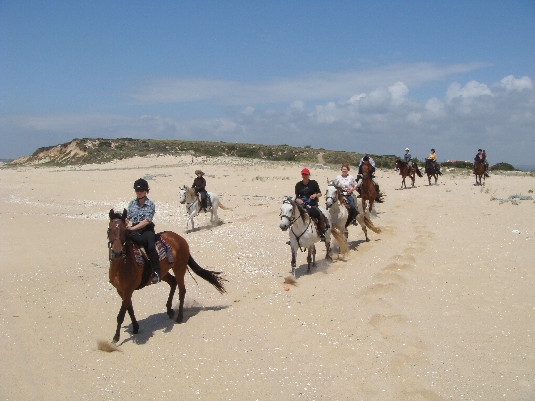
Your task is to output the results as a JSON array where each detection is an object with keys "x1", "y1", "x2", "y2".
[{"x1": 133, "y1": 178, "x2": 149, "y2": 191}]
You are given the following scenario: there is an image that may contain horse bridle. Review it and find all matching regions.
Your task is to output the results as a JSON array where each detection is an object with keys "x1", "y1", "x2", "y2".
[
  {"x1": 280, "y1": 199, "x2": 314, "y2": 252},
  {"x1": 108, "y1": 219, "x2": 127, "y2": 260},
  {"x1": 280, "y1": 199, "x2": 299, "y2": 226}
]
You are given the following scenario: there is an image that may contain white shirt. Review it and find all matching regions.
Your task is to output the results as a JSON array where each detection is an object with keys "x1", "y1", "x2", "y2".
[
  {"x1": 336, "y1": 174, "x2": 357, "y2": 192},
  {"x1": 359, "y1": 157, "x2": 375, "y2": 168}
]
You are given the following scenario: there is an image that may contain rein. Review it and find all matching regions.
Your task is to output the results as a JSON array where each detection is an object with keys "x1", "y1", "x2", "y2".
[{"x1": 281, "y1": 199, "x2": 314, "y2": 252}]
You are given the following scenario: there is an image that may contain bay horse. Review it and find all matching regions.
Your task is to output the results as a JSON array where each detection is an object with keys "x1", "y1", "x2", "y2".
[
  {"x1": 279, "y1": 197, "x2": 347, "y2": 277},
  {"x1": 107, "y1": 209, "x2": 226, "y2": 343},
  {"x1": 424, "y1": 159, "x2": 439, "y2": 185},
  {"x1": 179, "y1": 186, "x2": 230, "y2": 232},
  {"x1": 325, "y1": 181, "x2": 381, "y2": 242},
  {"x1": 394, "y1": 159, "x2": 422, "y2": 188},
  {"x1": 359, "y1": 163, "x2": 377, "y2": 214},
  {"x1": 474, "y1": 160, "x2": 486, "y2": 186}
]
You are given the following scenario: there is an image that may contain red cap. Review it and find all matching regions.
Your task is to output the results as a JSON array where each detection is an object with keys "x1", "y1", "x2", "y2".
[{"x1": 301, "y1": 168, "x2": 310, "y2": 175}]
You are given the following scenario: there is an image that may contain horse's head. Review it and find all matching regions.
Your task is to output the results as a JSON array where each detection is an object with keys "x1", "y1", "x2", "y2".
[
  {"x1": 279, "y1": 196, "x2": 297, "y2": 231},
  {"x1": 325, "y1": 182, "x2": 339, "y2": 209},
  {"x1": 108, "y1": 208, "x2": 127, "y2": 259},
  {"x1": 179, "y1": 186, "x2": 188, "y2": 204}
]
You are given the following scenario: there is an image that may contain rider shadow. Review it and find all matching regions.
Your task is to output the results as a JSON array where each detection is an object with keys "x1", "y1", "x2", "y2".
[{"x1": 118, "y1": 304, "x2": 229, "y2": 345}]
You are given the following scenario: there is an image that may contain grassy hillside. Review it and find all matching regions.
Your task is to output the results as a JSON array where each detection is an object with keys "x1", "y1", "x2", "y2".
[{"x1": 8, "y1": 138, "x2": 399, "y2": 168}]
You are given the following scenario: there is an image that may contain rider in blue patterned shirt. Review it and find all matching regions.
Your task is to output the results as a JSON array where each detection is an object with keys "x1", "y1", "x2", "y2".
[{"x1": 126, "y1": 178, "x2": 160, "y2": 284}]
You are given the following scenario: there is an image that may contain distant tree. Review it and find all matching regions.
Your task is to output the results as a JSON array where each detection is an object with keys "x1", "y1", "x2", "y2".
[{"x1": 491, "y1": 162, "x2": 516, "y2": 171}]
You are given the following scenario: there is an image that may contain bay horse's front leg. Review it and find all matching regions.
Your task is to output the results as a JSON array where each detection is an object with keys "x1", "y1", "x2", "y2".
[{"x1": 113, "y1": 298, "x2": 136, "y2": 343}]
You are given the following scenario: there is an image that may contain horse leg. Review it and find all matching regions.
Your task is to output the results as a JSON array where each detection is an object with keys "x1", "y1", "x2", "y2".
[
  {"x1": 113, "y1": 304, "x2": 127, "y2": 343},
  {"x1": 162, "y1": 273, "x2": 177, "y2": 319},
  {"x1": 174, "y1": 269, "x2": 186, "y2": 323},
  {"x1": 306, "y1": 248, "x2": 312, "y2": 273},
  {"x1": 113, "y1": 296, "x2": 134, "y2": 343}
]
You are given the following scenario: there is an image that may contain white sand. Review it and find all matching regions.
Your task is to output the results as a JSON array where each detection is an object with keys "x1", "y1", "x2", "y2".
[{"x1": 1, "y1": 155, "x2": 534, "y2": 400}]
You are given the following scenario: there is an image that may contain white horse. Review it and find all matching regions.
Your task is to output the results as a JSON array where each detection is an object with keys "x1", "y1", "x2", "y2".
[
  {"x1": 325, "y1": 181, "x2": 381, "y2": 242},
  {"x1": 179, "y1": 186, "x2": 230, "y2": 232},
  {"x1": 279, "y1": 197, "x2": 348, "y2": 277}
]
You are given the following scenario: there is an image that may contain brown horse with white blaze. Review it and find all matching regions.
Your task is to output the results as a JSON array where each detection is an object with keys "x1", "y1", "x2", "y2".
[{"x1": 107, "y1": 209, "x2": 226, "y2": 343}]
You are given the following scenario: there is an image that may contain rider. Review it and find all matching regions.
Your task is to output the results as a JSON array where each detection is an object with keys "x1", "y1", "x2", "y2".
[
  {"x1": 356, "y1": 155, "x2": 380, "y2": 194},
  {"x1": 192, "y1": 170, "x2": 208, "y2": 212},
  {"x1": 404, "y1": 148, "x2": 413, "y2": 169},
  {"x1": 126, "y1": 178, "x2": 160, "y2": 284},
  {"x1": 295, "y1": 168, "x2": 329, "y2": 242},
  {"x1": 428, "y1": 149, "x2": 442, "y2": 175},
  {"x1": 335, "y1": 163, "x2": 358, "y2": 226},
  {"x1": 474, "y1": 149, "x2": 490, "y2": 177}
]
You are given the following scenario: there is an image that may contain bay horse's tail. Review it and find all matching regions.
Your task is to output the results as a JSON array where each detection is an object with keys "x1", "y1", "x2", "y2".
[
  {"x1": 415, "y1": 164, "x2": 423, "y2": 177},
  {"x1": 362, "y1": 214, "x2": 381, "y2": 234},
  {"x1": 188, "y1": 255, "x2": 227, "y2": 294}
]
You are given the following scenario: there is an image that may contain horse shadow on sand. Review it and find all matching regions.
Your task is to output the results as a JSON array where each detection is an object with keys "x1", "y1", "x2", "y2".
[
  {"x1": 185, "y1": 220, "x2": 225, "y2": 234},
  {"x1": 117, "y1": 303, "x2": 229, "y2": 346}
]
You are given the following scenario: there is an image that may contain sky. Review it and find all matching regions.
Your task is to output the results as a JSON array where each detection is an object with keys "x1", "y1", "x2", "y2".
[{"x1": 1, "y1": 1, "x2": 534, "y2": 167}]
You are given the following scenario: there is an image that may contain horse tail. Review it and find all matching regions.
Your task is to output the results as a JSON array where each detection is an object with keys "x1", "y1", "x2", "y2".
[
  {"x1": 330, "y1": 226, "x2": 349, "y2": 254},
  {"x1": 187, "y1": 255, "x2": 227, "y2": 294},
  {"x1": 218, "y1": 202, "x2": 232, "y2": 211},
  {"x1": 415, "y1": 166, "x2": 423, "y2": 177},
  {"x1": 362, "y1": 215, "x2": 381, "y2": 234}
]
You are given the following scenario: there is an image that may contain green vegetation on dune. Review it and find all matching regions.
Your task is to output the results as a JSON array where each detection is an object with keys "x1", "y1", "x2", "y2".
[{"x1": 8, "y1": 138, "x2": 400, "y2": 168}]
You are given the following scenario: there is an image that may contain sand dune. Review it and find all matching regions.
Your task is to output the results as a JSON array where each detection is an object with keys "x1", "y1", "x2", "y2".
[{"x1": 1, "y1": 155, "x2": 534, "y2": 400}]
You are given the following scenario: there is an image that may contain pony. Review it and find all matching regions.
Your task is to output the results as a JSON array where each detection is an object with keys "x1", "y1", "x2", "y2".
[
  {"x1": 107, "y1": 209, "x2": 226, "y2": 343},
  {"x1": 474, "y1": 160, "x2": 486, "y2": 186},
  {"x1": 424, "y1": 159, "x2": 439, "y2": 185},
  {"x1": 325, "y1": 181, "x2": 381, "y2": 242},
  {"x1": 279, "y1": 197, "x2": 347, "y2": 277},
  {"x1": 179, "y1": 186, "x2": 230, "y2": 232},
  {"x1": 394, "y1": 159, "x2": 422, "y2": 188}
]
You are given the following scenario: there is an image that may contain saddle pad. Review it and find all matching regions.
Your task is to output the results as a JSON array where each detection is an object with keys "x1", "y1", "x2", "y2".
[{"x1": 132, "y1": 236, "x2": 173, "y2": 266}]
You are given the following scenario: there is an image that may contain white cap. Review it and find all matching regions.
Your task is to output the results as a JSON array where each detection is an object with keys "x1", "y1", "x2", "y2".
[{"x1": 405, "y1": 148, "x2": 409, "y2": 151}]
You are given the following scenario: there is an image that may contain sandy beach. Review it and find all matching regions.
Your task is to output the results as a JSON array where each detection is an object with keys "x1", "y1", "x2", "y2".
[{"x1": 1, "y1": 155, "x2": 534, "y2": 400}]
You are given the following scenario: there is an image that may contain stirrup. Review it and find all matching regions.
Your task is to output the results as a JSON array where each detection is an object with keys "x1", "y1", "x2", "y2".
[
  {"x1": 319, "y1": 233, "x2": 326, "y2": 242},
  {"x1": 151, "y1": 271, "x2": 160, "y2": 284}
]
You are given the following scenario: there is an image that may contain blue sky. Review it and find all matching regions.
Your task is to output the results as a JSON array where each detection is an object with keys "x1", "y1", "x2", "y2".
[{"x1": 1, "y1": 1, "x2": 534, "y2": 166}]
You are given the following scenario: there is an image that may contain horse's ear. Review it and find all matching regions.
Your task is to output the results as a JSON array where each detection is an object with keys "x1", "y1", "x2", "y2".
[
  {"x1": 109, "y1": 209, "x2": 115, "y2": 220},
  {"x1": 122, "y1": 208, "x2": 127, "y2": 220}
]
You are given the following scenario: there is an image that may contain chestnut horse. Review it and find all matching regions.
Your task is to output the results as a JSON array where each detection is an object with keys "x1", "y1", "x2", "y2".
[
  {"x1": 474, "y1": 160, "x2": 486, "y2": 186},
  {"x1": 424, "y1": 159, "x2": 439, "y2": 185},
  {"x1": 107, "y1": 209, "x2": 226, "y2": 343},
  {"x1": 394, "y1": 159, "x2": 422, "y2": 188},
  {"x1": 358, "y1": 163, "x2": 378, "y2": 214}
]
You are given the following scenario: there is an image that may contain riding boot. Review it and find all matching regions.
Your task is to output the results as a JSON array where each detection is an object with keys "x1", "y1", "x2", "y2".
[
  {"x1": 318, "y1": 215, "x2": 327, "y2": 242},
  {"x1": 148, "y1": 250, "x2": 161, "y2": 284}
]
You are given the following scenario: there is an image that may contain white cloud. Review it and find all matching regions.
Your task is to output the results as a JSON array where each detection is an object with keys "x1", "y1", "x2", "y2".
[
  {"x1": 498, "y1": 75, "x2": 534, "y2": 92},
  {"x1": 446, "y1": 80, "x2": 492, "y2": 103},
  {"x1": 129, "y1": 62, "x2": 485, "y2": 105},
  {"x1": 388, "y1": 82, "x2": 409, "y2": 106}
]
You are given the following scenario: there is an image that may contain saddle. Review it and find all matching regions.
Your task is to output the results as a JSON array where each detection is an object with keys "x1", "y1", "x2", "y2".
[{"x1": 131, "y1": 234, "x2": 174, "y2": 266}]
